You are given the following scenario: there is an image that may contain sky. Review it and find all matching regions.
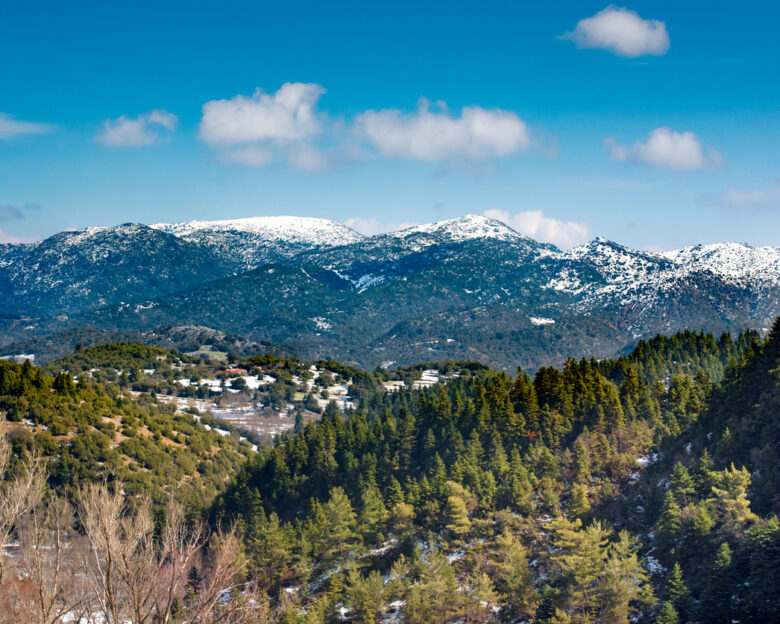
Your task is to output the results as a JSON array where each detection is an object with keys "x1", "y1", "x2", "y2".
[{"x1": 1, "y1": 0, "x2": 779, "y2": 250}]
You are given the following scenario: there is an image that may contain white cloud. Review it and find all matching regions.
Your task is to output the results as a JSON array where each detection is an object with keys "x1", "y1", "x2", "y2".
[
  {"x1": 483, "y1": 209, "x2": 590, "y2": 249},
  {"x1": 199, "y1": 86, "x2": 533, "y2": 170},
  {"x1": 95, "y1": 110, "x2": 178, "y2": 147},
  {"x1": 605, "y1": 128, "x2": 722, "y2": 170},
  {"x1": 354, "y1": 98, "x2": 530, "y2": 161},
  {"x1": 199, "y1": 82, "x2": 325, "y2": 145},
  {"x1": 0, "y1": 113, "x2": 52, "y2": 139},
  {"x1": 702, "y1": 183, "x2": 780, "y2": 211},
  {"x1": 147, "y1": 109, "x2": 178, "y2": 130},
  {"x1": 345, "y1": 218, "x2": 420, "y2": 236},
  {"x1": 562, "y1": 6, "x2": 669, "y2": 57}
]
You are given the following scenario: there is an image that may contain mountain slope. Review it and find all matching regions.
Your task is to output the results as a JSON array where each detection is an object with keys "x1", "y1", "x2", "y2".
[
  {"x1": 152, "y1": 215, "x2": 364, "y2": 271},
  {"x1": 2, "y1": 214, "x2": 778, "y2": 370},
  {"x1": 0, "y1": 224, "x2": 232, "y2": 316}
]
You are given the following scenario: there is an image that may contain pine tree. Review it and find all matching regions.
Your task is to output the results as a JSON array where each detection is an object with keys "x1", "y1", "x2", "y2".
[
  {"x1": 495, "y1": 531, "x2": 536, "y2": 618},
  {"x1": 572, "y1": 439, "x2": 590, "y2": 483},
  {"x1": 467, "y1": 570, "x2": 499, "y2": 622},
  {"x1": 547, "y1": 517, "x2": 608, "y2": 621},
  {"x1": 656, "y1": 601, "x2": 679, "y2": 624},
  {"x1": 345, "y1": 569, "x2": 385, "y2": 624},
  {"x1": 251, "y1": 511, "x2": 292, "y2": 589},
  {"x1": 359, "y1": 484, "x2": 388, "y2": 545},
  {"x1": 746, "y1": 517, "x2": 780, "y2": 622},
  {"x1": 670, "y1": 462, "x2": 695, "y2": 507},
  {"x1": 404, "y1": 549, "x2": 462, "y2": 623},
  {"x1": 664, "y1": 562, "x2": 690, "y2": 622},
  {"x1": 568, "y1": 483, "x2": 590, "y2": 519},
  {"x1": 702, "y1": 542, "x2": 734, "y2": 624},
  {"x1": 445, "y1": 495, "x2": 471, "y2": 538},
  {"x1": 656, "y1": 491, "x2": 682, "y2": 554},
  {"x1": 597, "y1": 531, "x2": 654, "y2": 624},
  {"x1": 308, "y1": 487, "x2": 357, "y2": 561},
  {"x1": 709, "y1": 463, "x2": 757, "y2": 538},
  {"x1": 385, "y1": 476, "x2": 405, "y2": 508}
]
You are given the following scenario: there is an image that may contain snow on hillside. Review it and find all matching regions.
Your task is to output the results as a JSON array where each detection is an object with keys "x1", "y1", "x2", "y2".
[
  {"x1": 152, "y1": 216, "x2": 364, "y2": 247},
  {"x1": 389, "y1": 214, "x2": 528, "y2": 243},
  {"x1": 663, "y1": 242, "x2": 780, "y2": 284},
  {"x1": 562, "y1": 236, "x2": 671, "y2": 286}
]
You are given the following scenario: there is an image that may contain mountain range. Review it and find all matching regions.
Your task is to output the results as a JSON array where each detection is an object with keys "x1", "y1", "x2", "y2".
[{"x1": 1, "y1": 214, "x2": 778, "y2": 369}]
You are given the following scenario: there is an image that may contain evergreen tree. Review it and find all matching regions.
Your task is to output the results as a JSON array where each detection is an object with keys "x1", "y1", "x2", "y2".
[
  {"x1": 664, "y1": 562, "x2": 691, "y2": 622},
  {"x1": 404, "y1": 548, "x2": 462, "y2": 623},
  {"x1": 670, "y1": 462, "x2": 695, "y2": 507},
  {"x1": 656, "y1": 601, "x2": 679, "y2": 624},
  {"x1": 572, "y1": 439, "x2": 590, "y2": 483},
  {"x1": 597, "y1": 531, "x2": 654, "y2": 624},
  {"x1": 656, "y1": 491, "x2": 682, "y2": 554},
  {"x1": 494, "y1": 531, "x2": 536, "y2": 619},
  {"x1": 568, "y1": 483, "x2": 590, "y2": 519},
  {"x1": 445, "y1": 495, "x2": 471, "y2": 538},
  {"x1": 359, "y1": 484, "x2": 388, "y2": 545},
  {"x1": 345, "y1": 569, "x2": 385, "y2": 624},
  {"x1": 547, "y1": 517, "x2": 608, "y2": 622},
  {"x1": 701, "y1": 542, "x2": 734, "y2": 624}
]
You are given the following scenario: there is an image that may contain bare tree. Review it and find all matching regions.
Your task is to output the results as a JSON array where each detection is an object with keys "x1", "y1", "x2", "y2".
[
  {"x1": 13, "y1": 497, "x2": 90, "y2": 624},
  {"x1": 77, "y1": 482, "x2": 207, "y2": 624},
  {"x1": 0, "y1": 436, "x2": 45, "y2": 585},
  {"x1": 182, "y1": 526, "x2": 272, "y2": 624},
  {"x1": 1, "y1": 439, "x2": 270, "y2": 624}
]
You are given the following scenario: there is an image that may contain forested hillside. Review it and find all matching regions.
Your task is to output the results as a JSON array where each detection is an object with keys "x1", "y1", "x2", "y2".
[
  {"x1": 207, "y1": 325, "x2": 777, "y2": 623},
  {"x1": 0, "y1": 325, "x2": 778, "y2": 623},
  {"x1": 0, "y1": 356, "x2": 253, "y2": 514}
]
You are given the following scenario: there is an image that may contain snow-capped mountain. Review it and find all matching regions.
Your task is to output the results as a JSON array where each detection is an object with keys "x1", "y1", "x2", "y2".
[
  {"x1": 305, "y1": 215, "x2": 550, "y2": 290},
  {"x1": 151, "y1": 216, "x2": 364, "y2": 270},
  {"x1": 390, "y1": 214, "x2": 529, "y2": 244},
  {"x1": 0, "y1": 224, "x2": 232, "y2": 316},
  {"x1": 663, "y1": 242, "x2": 780, "y2": 284},
  {"x1": 1, "y1": 214, "x2": 778, "y2": 369}
]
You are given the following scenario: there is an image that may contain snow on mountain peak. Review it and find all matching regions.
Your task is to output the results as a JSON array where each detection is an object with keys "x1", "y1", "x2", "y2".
[
  {"x1": 663, "y1": 242, "x2": 780, "y2": 283},
  {"x1": 151, "y1": 216, "x2": 364, "y2": 247},
  {"x1": 389, "y1": 214, "x2": 527, "y2": 243}
]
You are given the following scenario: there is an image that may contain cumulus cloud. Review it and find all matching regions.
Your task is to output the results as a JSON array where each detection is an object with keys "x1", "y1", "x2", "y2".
[
  {"x1": 199, "y1": 83, "x2": 325, "y2": 145},
  {"x1": 0, "y1": 113, "x2": 52, "y2": 139},
  {"x1": 702, "y1": 183, "x2": 780, "y2": 211},
  {"x1": 354, "y1": 98, "x2": 530, "y2": 161},
  {"x1": 484, "y1": 209, "x2": 590, "y2": 249},
  {"x1": 345, "y1": 217, "x2": 420, "y2": 236},
  {"x1": 562, "y1": 6, "x2": 669, "y2": 57},
  {"x1": 199, "y1": 86, "x2": 533, "y2": 170},
  {"x1": 95, "y1": 110, "x2": 178, "y2": 147},
  {"x1": 605, "y1": 128, "x2": 722, "y2": 170}
]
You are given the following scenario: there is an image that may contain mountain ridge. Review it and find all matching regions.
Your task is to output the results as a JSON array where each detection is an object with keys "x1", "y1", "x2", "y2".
[{"x1": 2, "y1": 214, "x2": 778, "y2": 369}]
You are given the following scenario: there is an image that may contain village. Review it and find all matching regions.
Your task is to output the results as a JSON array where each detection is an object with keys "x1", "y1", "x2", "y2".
[{"x1": 46, "y1": 344, "x2": 466, "y2": 448}]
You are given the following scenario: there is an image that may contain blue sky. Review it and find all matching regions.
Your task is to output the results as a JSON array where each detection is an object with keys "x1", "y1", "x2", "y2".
[{"x1": 1, "y1": 0, "x2": 779, "y2": 249}]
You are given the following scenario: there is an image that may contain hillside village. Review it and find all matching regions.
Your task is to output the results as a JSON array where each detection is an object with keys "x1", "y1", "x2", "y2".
[{"x1": 45, "y1": 343, "x2": 466, "y2": 446}]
